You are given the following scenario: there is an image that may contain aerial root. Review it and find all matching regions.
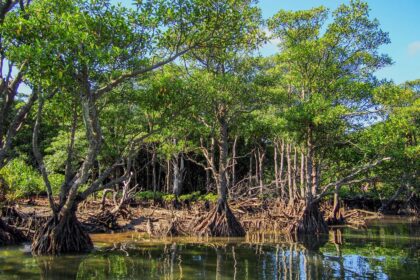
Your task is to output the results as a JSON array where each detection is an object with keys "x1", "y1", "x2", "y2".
[
  {"x1": 0, "y1": 218, "x2": 27, "y2": 245},
  {"x1": 194, "y1": 200, "x2": 245, "y2": 237},
  {"x1": 32, "y1": 212, "x2": 93, "y2": 255},
  {"x1": 165, "y1": 217, "x2": 187, "y2": 237},
  {"x1": 287, "y1": 202, "x2": 328, "y2": 236}
]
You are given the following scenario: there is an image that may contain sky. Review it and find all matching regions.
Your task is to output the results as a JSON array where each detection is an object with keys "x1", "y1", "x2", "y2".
[
  {"x1": 111, "y1": 1, "x2": 418, "y2": 84},
  {"x1": 258, "y1": 0, "x2": 420, "y2": 84}
]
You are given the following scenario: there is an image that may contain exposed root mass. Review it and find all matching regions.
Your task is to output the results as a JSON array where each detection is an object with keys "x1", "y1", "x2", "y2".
[
  {"x1": 287, "y1": 202, "x2": 328, "y2": 236},
  {"x1": 194, "y1": 200, "x2": 245, "y2": 237},
  {"x1": 0, "y1": 218, "x2": 27, "y2": 245},
  {"x1": 32, "y1": 212, "x2": 93, "y2": 255},
  {"x1": 85, "y1": 210, "x2": 120, "y2": 233},
  {"x1": 165, "y1": 217, "x2": 187, "y2": 237}
]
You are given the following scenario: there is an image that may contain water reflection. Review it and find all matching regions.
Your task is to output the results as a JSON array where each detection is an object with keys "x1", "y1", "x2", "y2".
[
  {"x1": 37, "y1": 256, "x2": 85, "y2": 280},
  {"x1": 0, "y1": 219, "x2": 418, "y2": 279}
]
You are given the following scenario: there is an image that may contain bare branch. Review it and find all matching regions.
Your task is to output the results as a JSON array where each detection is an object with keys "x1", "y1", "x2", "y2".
[{"x1": 315, "y1": 157, "x2": 391, "y2": 201}]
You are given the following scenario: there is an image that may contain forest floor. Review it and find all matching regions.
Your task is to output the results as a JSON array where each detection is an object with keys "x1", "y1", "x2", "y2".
[{"x1": 3, "y1": 196, "x2": 397, "y2": 240}]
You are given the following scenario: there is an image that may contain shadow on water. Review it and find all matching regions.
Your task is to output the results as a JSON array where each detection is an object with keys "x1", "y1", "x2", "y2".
[{"x1": 0, "y1": 218, "x2": 419, "y2": 279}]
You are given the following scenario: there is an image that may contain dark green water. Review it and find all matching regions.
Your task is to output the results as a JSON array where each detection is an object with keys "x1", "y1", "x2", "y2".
[{"x1": 0, "y1": 217, "x2": 419, "y2": 279}]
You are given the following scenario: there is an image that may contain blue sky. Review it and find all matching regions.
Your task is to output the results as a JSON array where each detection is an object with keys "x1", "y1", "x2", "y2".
[
  {"x1": 259, "y1": 0, "x2": 420, "y2": 84},
  {"x1": 118, "y1": 0, "x2": 419, "y2": 84}
]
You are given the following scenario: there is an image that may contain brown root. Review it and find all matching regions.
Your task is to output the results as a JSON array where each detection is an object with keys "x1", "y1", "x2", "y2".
[
  {"x1": 194, "y1": 200, "x2": 245, "y2": 237},
  {"x1": 165, "y1": 217, "x2": 187, "y2": 237},
  {"x1": 0, "y1": 218, "x2": 27, "y2": 245},
  {"x1": 326, "y1": 207, "x2": 345, "y2": 225},
  {"x1": 85, "y1": 210, "x2": 120, "y2": 233},
  {"x1": 32, "y1": 212, "x2": 93, "y2": 255},
  {"x1": 1, "y1": 206, "x2": 47, "y2": 239},
  {"x1": 287, "y1": 202, "x2": 328, "y2": 236}
]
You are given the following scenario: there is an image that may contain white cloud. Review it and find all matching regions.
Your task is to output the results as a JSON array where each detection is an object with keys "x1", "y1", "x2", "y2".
[
  {"x1": 408, "y1": 41, "x2": 420, "y2": 56},
  {"x1": 263, "y1": 28, "x2": 281, "y2": 51}
]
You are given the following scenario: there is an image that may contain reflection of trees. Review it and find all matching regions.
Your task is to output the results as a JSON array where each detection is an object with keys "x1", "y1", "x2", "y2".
[
  {"x1": 32, "y1": 233, "x2": 418, "y2": 280},
  {"x1": 36, "y1": 255, "x2": 84, "y2": 280},
  {"x1": 216, "y1": 247, "x2": 223, "y2": 280}
]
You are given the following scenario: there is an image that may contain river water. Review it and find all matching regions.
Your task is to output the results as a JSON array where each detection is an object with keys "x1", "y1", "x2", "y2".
[{"x1": 0, "y1": 217, "x2": 418, "y2": 279}]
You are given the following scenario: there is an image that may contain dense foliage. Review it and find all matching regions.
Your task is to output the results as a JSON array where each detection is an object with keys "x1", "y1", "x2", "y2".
[{"x1": 0, "y1": 0, "x2": 418, "y2": 254}]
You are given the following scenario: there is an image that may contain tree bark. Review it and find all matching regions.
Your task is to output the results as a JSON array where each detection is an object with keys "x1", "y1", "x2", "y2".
[
  {"x1": 257, "y1": 145, "x2": 265, "y2": 196},
  {"x1": 274, "y1": 140, "x2": 280, "y2": 195},
  {"x1": 172, "y1": 154, "x2": 185, "y2": 197},
  {"x1": 287, "y1": 143, "x2": 294, "y2": 204},
  {"x1": 218, "y1": 115, "x2": 228, "y2": 203},
  {"x1": 231, "y1": 136, "x2": 238, "y2": 188},
  {"x1": 279, "y1": 140, "x2": 285, "y2": 199}
]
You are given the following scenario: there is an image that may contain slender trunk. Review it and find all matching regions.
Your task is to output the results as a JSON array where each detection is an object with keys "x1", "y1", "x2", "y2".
[
  {"x1": 157, "y1": 163, "x2": 162, "y2": 192},
  {"x1": 254, "y1": 149, "x2": 258, "y2": 188},
  {"x1": 258, "y1": 146, "x2": 265, "y2": 196},
  {"x1": 172, "y1": 154, "x2": 184, "y2": 197},
  {"x1": 248, "y1": 153, "x2": 253, "y2": 190},
  {"x1": 306, "y1": 126, "x2": 314, "y2": 204},
  {"x1": 166, "y1": 159, "x2": 171, "y2": 194},
  {"x1": 293, "y1": 146, "x2": 297, "y2": 197},
  {"x1": 274, "y1": 140, "x2": 280, "y2": 195},
  {"x1": 218, "y1": 117, "x2": 229, "y2": 202},
  {"x1": 152, "y1": 148, "x2": 157, "y2": 194},
  {"x1": 300, "y1": 152, "x2": 305, "y2": 198},
  {"x1": 287, "y1": 143, "x2": 293, "y2": 203},
  {"x1": 279, "y1": 140, "x2": 285, "y2": 199},
  {"x1": 207, "y1": 137, "x2": 216, "y2": 192},
  {"x1": 231, "y1": 136, "x2": 238, "y2": 188},
  {"x1": 32, "y1": 95, "x2": 56, "y2": 213},
  {"x1": 332, "y1": 184, "x2": 341, "y2": 221}
]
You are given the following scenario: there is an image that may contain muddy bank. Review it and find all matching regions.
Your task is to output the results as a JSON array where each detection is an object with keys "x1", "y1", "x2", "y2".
[{"x1": 1, "y1": 196, "x2": 417, "y2": 241}]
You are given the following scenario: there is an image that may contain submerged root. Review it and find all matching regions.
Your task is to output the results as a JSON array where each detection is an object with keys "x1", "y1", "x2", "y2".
[
  {"x1": 32, "y1": 212, "x2": 93, "y2": 255},
  {"x1": 0, "y1": 218, "x2": 27, "y2": 245},
  {"x1": 287, "y1": 202, "x2": 328, "y2": 236},
  {"x1": 194, "y1": 200, "x2": 245, "y2": 237}
]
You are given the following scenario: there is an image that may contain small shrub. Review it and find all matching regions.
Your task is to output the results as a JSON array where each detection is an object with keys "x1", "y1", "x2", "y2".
[
  {"x1": 199, "y1": 193, "x2": 218, "y2": 203},
  {"x1": 136, "y1": 191, "x2": 164, "y2": 200},
  {"x1": 49, "y1": 173, "x2": 65, "y2": 195},
  {"x1": 179, "y1": 191, "x2": 201, "y2": 202},
  {"x1": 0, "y1": 157, "x2": 43, "y2": 200},
  {"x1": 162, "y1": 194, "x2": 176, "y2": 202}
]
